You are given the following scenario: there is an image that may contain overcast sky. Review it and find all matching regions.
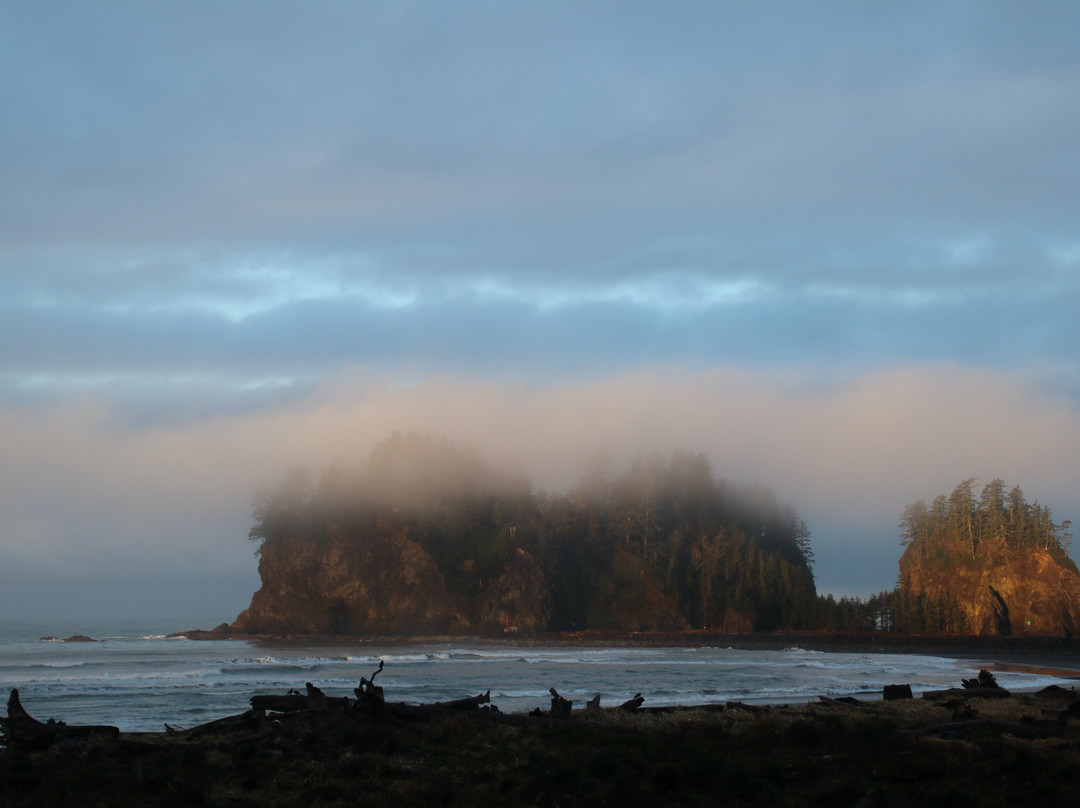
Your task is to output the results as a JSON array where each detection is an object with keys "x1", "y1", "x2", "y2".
[{"x1": 3, "y1": 2, "x2": 1079, "y2": 622}]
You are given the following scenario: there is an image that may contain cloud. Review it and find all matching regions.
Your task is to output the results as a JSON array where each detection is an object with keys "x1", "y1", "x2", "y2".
[
  {"x1": 3, "y1": 366, "x2": 1078, "y2": 609},
  {"x1": 3, "y1": 232, "x2": 1079, "y2": 416},
  {"x1": 4, "y1": 3, "x2": 1080, "y2": 247}
]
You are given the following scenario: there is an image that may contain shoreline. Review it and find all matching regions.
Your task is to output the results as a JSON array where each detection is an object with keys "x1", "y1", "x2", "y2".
[
  {"x1": 181, "y1": 625, "x2": 1080, "y2": 658},
  {"x1": 7, "y1": 673, "x2": 1080, "y2": 806}
]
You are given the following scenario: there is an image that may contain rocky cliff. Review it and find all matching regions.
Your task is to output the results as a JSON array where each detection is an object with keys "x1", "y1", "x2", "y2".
[
  {"x1": 231, "y1": 523, "x2": 553, "y2": 635},
  {"x1": 229, "y1": 528, "x2": 756, "y2": 636},
  {"x1": 899, "y1": 548, "x2": 1080, "y2": 637}
]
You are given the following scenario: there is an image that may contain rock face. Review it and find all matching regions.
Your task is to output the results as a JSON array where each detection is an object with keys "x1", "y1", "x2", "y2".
[
  {"x1": 475, "y1": 548, "x2": 551, "y2": 632},
  {"x1": 899, "y1": 548, "x2": 1080, "y2": 637},
  {"x1": 232, "y1": 524, "x2": 469, "y2": 635},
  {"x1": 229, "y1": 526, "x2": 765, "y2": 636},
  {"x1": 231, "y1": 524, "x2": 555, "y2": 635}
]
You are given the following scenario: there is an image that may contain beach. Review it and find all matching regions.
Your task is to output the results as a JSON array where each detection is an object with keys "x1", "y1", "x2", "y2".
[
  {"x1": 5, "y1": 666, "x2": 1080, "y2": 807},
  {"x1": 6, "y1": 625, "x2": 1080, "y2": 805},
  {"x1": 7, "y1": 621, "x2": 1080, "y2": 732}
]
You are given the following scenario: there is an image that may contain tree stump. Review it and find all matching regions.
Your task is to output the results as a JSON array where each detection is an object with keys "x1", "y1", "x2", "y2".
[
  {"x1": 549, "y1": 688, "x2": 572, "y2": 719},
  {"x1": 883, "y1": 684, "x2": 913, "y2": 701}
]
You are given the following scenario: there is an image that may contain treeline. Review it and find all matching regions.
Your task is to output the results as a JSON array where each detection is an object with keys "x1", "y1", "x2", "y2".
[
  {"x1": 249, "y1": 433, "x2": 819, "y2": 632},
  {"x1": 813, "y1": 590, "x2": 970, "y2": 634},
  {"x1": 899, "y1": 478, "x2": 1073, "y2": 567}
]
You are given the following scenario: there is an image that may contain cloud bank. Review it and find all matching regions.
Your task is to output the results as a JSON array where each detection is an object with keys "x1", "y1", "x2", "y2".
[{"x1": 4, "y1": 366, "x2": 1078, "y2": 617}]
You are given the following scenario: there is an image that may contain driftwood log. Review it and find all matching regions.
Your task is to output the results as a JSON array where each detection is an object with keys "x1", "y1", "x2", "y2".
[
  {"x1": 354, "y1": 659, "x2": 386, "y2": 713},
  {"x1": 585, "y1": 693, "x2": 645, "y2": 712},
  {"x1": 428, "y1": 691, "x2": 491, "y2": 712},
  {"x1": 883, "y1": 684, "x2": 913, "y2": 700},
  {"x1": 251, "y1": 682, "x2": 354, "y2": 714},
  {"x1": 1, "y1": 689, "x2": 119, "y2": 748},
  {"x1": 4, "y1": 660, "x2": 650, "y2": 753},
  {"x1": 549, "y1": 688, "x2": 573, "y2": 719},
  {"x1": 165, "y1": 708, "x2": 269, "y2": 738}
]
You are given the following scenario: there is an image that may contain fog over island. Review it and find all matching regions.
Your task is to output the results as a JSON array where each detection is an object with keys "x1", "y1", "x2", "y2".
[{"x1": 2, "y1": 2, "x2": 1079, "y2": 621}]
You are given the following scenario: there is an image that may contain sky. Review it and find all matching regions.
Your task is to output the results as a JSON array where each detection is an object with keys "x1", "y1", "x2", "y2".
[{"x1": 2, "y1": 1, "x2": 1079, "y2": 622}]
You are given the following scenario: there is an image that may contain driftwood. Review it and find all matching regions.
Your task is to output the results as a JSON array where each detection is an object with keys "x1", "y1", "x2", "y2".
[
  {"x1": 1, "y1": 689, "x2": 119, "y2": 748},
  {"x1": 428, "y1": 691, "x2": 491, "y2": 712},
  {"x1": 549, "y1": 688, "x2": 573, "y2": 719},
  {"x1": 250, "y1": 693, "x2": 309, "y2": 712},
  {"x1": 583, "y1": 693, "x2": 643, "y2": 712},
  {"x1": 724, "y1": 701, "x2": 767, "y2": 713},
  {"x1": 636, "y1": 703, "x2": 726, "y2": 715},
  {"x1": 4, "y1": 659, "x2": 651, "y2": 754},
  {"x1": 354, "y1": 660, "x2": 386, "y2": 712},
  {"x1": 251, "y1": 682, "x2": 352, "y2": 713},
  {"x1": 385, "y1": 698, "x2": 503, "y2": 729},
  {"x1": 165, "y1": 708, "x2": 270, "y2": 738},
  {"x1": 883, "y1": 684, "x2": 913, "y2": 700}
]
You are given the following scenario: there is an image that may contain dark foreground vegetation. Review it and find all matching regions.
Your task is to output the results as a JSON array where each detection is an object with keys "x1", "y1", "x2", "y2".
[{"x1": 6, "y1": 667, "x2": 1080, "y2": 807}]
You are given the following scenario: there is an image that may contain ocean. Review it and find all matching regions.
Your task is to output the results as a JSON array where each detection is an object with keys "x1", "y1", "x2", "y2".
[{"x1": 3, "y1": 618, "x2": 1077, "y2": 733}]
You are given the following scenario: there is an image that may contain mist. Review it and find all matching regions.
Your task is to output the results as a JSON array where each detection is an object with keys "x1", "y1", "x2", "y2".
[{"x1": 2, "y1": 364, "x2": 1079, "y2": 621}]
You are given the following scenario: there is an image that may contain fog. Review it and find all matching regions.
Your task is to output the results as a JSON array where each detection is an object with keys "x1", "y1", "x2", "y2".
[{"x1": 2, "y1": 365, "x2": 1078, "y2": 620}]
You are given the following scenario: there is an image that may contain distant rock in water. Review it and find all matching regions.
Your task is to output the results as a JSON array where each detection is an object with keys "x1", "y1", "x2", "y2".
[
  {"x1": 62, "y1": 635, "x2": 97, "y2": 643},
  {"x1": 900, "y1": 548, "x2": 1080, "y2": 637},
  {"x1": 229, "y1": 434, "x2": 818, "y2": 636},
  {"x1": 897, "y1": 479, "x2": 1080, "y2": 637}
]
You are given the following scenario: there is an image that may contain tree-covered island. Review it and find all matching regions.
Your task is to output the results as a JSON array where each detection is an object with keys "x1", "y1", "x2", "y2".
[
  {"x1": 231, "y1": 433, "x2": 1080, "y2": 638},
  {"x1": 238, "y1": 433, "x2": 818, "y2": 635}
]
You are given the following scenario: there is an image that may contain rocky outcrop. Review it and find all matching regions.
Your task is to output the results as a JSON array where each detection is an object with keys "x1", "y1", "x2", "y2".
[
  {"x1": 232, "y1": 524, "x2": 468, "y2": 635},
  {"x1": 231, "y1": 523, "x2": 561, "y2": 636},
  {"x1": 230, "y1": 522, "x2": 787, "y2": 635},
  {"x1": 475, "y1": 548, "x2": 551, "y2": 632},
  {"x1": 899, "y1": 548, "x2": 1080, "y2": 637}
]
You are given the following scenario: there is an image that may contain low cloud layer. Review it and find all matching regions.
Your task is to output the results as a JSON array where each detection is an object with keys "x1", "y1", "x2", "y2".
[{"x1": 3, "y1": 366, "x2": 1078, "y2": 618}]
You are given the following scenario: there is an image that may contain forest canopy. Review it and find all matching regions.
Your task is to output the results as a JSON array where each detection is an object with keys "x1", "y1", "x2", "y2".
[{"x1": 899, "y1": 478, "x2": 1074, "y2": 568}]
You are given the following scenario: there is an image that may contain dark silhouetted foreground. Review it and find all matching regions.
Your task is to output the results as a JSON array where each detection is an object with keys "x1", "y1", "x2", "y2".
[{"x1": 5, "y1": 664, "x2": 1080, "y2": 807}]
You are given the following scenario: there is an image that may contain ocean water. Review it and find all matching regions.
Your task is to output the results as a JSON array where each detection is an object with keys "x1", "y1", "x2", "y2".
[{"x1": 2, "y1": 619, "x2": 1077, "y2": 733}]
